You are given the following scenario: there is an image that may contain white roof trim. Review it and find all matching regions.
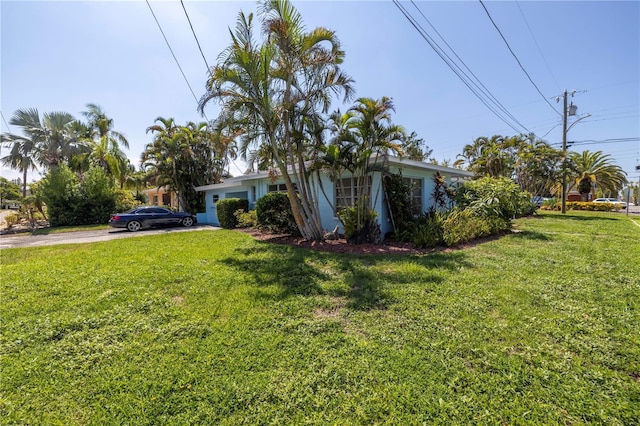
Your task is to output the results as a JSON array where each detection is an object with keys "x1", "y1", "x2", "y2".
[{"x1": 196, "y1": 156, "x2": 472, "y2": 192}]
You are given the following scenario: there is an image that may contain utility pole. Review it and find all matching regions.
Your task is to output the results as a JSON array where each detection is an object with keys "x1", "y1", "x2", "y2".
[{"x1": 561, "y1": 90, "x2": 568, "y2": 214}]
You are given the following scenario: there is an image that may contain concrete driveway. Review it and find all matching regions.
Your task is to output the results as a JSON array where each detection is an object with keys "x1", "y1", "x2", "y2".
[{"x1": 0, "y1": 224, "x2": 221, "y2": 249}]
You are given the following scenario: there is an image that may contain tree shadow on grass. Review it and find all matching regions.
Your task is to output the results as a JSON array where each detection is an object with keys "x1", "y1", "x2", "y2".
[{"x1": 221, "y1": 243, "x2": 471, "y2": 311}]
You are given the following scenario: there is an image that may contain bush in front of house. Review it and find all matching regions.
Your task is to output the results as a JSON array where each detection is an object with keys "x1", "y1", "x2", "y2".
[
  {"x1": 217, "y1": 198, "x2": 248, "y2": 229},
  {"x1": 235, "y1": 209, "x2": 257, "y2": 228},
  {"x1": 339, "y1": 200, "x2": 382, "y2": 244},
  {"x1": 255, "y1": 192, "x2": 298, "y2": 234},
  {"x1": 411, "y1": 211, "x2": 446, "y2": 248},
  {"x1": 442, "y1": 207, "x2": 510, "y2": 246},
  {"x1": 455, "y1": 176, "x2": 534, "y2": 221},
  {"x1": 36, "y1": 164, "x2": 117, "y2": 226}
]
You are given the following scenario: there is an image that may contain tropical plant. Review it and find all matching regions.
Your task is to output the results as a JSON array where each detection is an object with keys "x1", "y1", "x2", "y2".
[
  {"x1": 75, "y1": 104, "x2": 129, "y2": 177},
  {"x1": 321, "y1": 97, "x2": 404, "y2": 242},
  {"x1": 1, "y1": 108, "x2": 42, "y2": 197},
  {"x1": 198, "y1": 0, "x2": 354, "y2": 241},
  {"x1": 455, "y1": 176, "x2": 534, "y2": 221},
  {"x1": 568, "y1": 150, "x2": 627, "y2": 201}
]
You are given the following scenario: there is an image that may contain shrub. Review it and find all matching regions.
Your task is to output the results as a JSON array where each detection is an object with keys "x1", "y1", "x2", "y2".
[
  {"x1": 256, "y1": 192, "x2": 297, "y2": 234},
  {"x1": 412, "y1": 211, "x2": 446, "y2": 248},
  {"x1": 455, "y1": 176, "x2": 532, "y2": 220},
  {"x1": 566, "y1": 201, "x2": 615, "y2": 211},
  {"x1": 217, "y1": 198, "x2": 248, "y2": 229},
  {"x1": 4, "y1": 212, "x2": 20, "y2": 229},
  {"x1": 339, "y1": 200, "x2": 382, "y2": 245},
  {"x1": 235, "y1": 209, "x2": 257, "y2": 228},
  {"x1": 442, "y1": 208, "x2": 509, "y2": 246}
]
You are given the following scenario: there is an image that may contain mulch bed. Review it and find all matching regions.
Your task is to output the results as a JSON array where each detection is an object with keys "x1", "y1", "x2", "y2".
[{"x1": 238, "y1": 228, "x2": 433, "y2": 255}]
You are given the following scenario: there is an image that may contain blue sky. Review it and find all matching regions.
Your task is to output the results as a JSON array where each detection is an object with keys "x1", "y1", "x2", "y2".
[{"x1": 2, "y1": 1, "x2": 639, "y2": 186}]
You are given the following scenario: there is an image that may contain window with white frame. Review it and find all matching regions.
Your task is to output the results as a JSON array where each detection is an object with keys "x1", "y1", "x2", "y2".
[
  {"x1": 403, "y1": 177, "x2": 423, "y2": 215},
  {"x1": 335, "y1": 176, "x2": 372, "y2": 208},
  {"x1": 267, "y1": 183, "x2": 297, "y2": 193}
]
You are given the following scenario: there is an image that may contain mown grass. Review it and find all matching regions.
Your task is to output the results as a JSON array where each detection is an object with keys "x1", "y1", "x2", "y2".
[{"x1": 1, "y1": 210, "x2": 639, "y2": 424}]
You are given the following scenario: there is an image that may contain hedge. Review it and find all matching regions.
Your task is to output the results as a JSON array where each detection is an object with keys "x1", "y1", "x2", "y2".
[{"x1": 217, "y1": 198, "x2": 249, "y2": 229}]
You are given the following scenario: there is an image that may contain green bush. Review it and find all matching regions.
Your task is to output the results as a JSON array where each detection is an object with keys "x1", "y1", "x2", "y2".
[
  {"x1": 456, "y1": 176, "x2": 532, "y2": 220},
  {"x1": 540, "y1": 201, "x2": 615, "y2": 212},
  {"x1": 35, "y1": 165, "x2": 120, "y2": 226},
  {"x1": 4, "y1": 212, "x2": 20, "y2": 228},
  {"x1": 412, "y1": 212, "x2": 446, "y2": 248},
  {"x1": 442, "y1": 208, "x2": 509, "y2": 246},
  {"x1": 217, "y1": 198, "x2": 248, "y2": 229},
  {"x1": 256, "y1": 192, "x2": 297, "y2": 234},
  {"x1": 235, "y1": 209, "x2": 257, "y2": 228},
  {"x1": 567, "y1": 201, "x2": 615, "y2": 211},
  {"x1": 339, "y1": 200, "x2": 382, "y2": 245}
]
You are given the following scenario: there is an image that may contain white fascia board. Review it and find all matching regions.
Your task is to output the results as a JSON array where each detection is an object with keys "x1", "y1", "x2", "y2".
[{"x1": 387, "y1": 156, "x2": 473, "y2": 177}]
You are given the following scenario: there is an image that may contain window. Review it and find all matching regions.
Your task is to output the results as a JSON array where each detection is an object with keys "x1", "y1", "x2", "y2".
[
  {"x1": 403, "y1": 177, "x2": 423, "y2": 215},
  {"x1": 335, "y1": 176, "x2": 371, "y2": 208},
  {"x1": 152, "y1": 195, "x2": 158, "y2": 205},
  {"x1": 267, "y1": 183, "x2": 297, "y2": 193},
  {"x1": 226, "y1": 191, "x2": 248, "y2": 199},
  {"x1": 212, "y1": 194, "x2": 219, "y2": 203}
]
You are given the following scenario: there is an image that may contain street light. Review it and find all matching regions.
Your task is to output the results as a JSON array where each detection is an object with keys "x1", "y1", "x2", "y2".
[{"x1": 560, "y1": 89, "x2": 590, "y2": 214}]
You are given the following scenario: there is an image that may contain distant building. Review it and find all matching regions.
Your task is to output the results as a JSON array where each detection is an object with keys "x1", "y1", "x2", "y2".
[{"x1": 142, "y1": 187, "x2": 178, "y2": 208}]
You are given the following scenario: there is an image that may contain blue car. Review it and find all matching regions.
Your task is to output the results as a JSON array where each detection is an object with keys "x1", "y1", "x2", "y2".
[{"x1": 109, "y1": 207, "x2": 196, "y2": 232}]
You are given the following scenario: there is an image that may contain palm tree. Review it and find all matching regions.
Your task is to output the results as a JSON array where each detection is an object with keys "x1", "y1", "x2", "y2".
[
  {"x1": 143, "y1": 117, "x2": 188, "y2": 210},
  {"x1": 81, "y1": 104, "x2": 129, "y2": 176},
  {"x1": 198, "y1": 0, "x2": 353, "y2": 241},
  {"x1": 568, "y1": 150, "x2": 627, "y2": 200},
  {"x1": 1, "y1": 108, "x2": 42, "y2": 197}
]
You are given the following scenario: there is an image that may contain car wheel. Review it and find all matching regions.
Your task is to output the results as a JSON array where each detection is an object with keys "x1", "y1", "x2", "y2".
[
  {"x1": 127, "y1": 220, "x2": 142, "y2": 232},
  {"x1": 182, "y1": 217, "x2": 194, "y2": 227}
]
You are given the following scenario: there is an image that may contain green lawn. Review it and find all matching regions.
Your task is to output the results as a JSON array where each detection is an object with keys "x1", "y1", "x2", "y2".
[{"x1": 1, "y1": 210, "x2": 639, "y2": 424}]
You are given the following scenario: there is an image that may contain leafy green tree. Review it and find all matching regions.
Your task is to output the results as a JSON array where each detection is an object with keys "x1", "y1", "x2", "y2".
[
  {"x1": 0, "y1": 177, "x2": 22, "y2": 203},
  {"x1": 198, "y1": 0, "x2": 353, "y2": 241},
  {"x1": 399, "y1": 131, "x2": 432, "y2": 162},
  {"x1": 568, "y1": 150, "x2": 627, "y2": 200}
]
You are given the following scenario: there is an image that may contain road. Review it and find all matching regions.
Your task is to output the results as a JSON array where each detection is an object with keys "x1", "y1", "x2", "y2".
[{"x1": 0, "y1": 224, "x2": 221, "y2": 249}]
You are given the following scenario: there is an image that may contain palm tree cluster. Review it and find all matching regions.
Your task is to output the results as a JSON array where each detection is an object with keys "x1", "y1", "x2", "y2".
[
  {"x1": 198, "y1": 0, "x2": 434, "y2": 241},
  {"x1": 456, "y1": 135, "x2": 627, "y2": 198},
  {"x1": 1, "y1": 105, "x2": 132, "y2": 197},
  {"x1": 142, "y1": 118, "x2": 235, "y2": 212},
  {"x1": 198, "y1": 0, "x2": 355, "y2": 241}
]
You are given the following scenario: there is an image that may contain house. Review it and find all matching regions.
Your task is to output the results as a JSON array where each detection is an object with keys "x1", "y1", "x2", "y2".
[
  {"x1": 195, "y1": 156, "x2": 473, "y2": 235},
  {"x1": 142, "y1": 186, "x2": 178, "y2": 208}
]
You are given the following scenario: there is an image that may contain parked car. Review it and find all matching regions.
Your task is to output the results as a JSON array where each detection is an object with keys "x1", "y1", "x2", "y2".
[
  {"x1": 109, "y1": 207, "x2": 197, "y2": 231},
  {"x1": 592, "y1": 198, "x2": 627, "y2": 209}
]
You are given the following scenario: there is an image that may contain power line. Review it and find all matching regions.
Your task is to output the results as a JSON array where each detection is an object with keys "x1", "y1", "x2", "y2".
[
  {"x1": 145, "y1": 0, "x2": 202, "y2": 111},
  {"x1": 516, "y1": 1, "x2": 561, "y2": 92},
  {"x1": 479, "y1": 0, "x2": 562, "y2": 118},
  {"x1": 0, "y1": 111, "x2": 12, "y2": 133},
  {"x1": 180, "y1": 0, "x2": 212, "y2": 74},
  {"x1": 393, "y1": 0, "x2": 530, "y2": 135},
  {"x1": 409, "y1": 1, "x2": 532, "y2": 135}
]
